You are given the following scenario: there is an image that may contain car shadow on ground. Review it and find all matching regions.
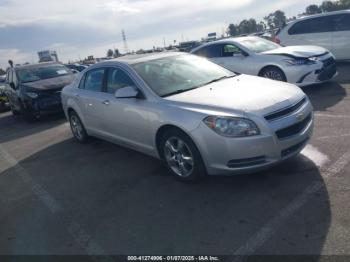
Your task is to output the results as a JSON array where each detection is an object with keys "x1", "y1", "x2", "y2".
[
  {"x1": 0, "y1": 137, "x2": 331, "y2": 255},
  {"x1": 302, "y1": 81, "x2": 346, "y2": 111},
  {"x1": 0, "y1": 112, "x2": 67, "y2": 144}
]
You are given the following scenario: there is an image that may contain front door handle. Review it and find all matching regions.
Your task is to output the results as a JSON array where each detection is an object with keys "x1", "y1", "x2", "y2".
[{"x1": 102, "y1": 100, "x2": 110, "y2": 106}]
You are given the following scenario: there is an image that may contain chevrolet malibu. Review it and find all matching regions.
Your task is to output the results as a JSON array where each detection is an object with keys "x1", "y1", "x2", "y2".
[
  {"x1": 191, "y1": 36, "x2": 337, "y2": 86},
  {"x1": 61, "y1": 53, "x2": 314, "y2": 181}
]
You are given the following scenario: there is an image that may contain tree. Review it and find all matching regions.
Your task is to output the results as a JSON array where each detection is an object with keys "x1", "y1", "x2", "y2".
[
  {"x1": 0, "y1": 68, "x2": 5, "y2": 75},
  {"x1": 257, "y1": 21, "x2": 266, "y2": 32},
  {"x1": 113, "y1": 49, "x2": 120, "y2": 58},
  {"x1": 107, "y1": 49, "x2": 114, "y2": 58},
  {"x1": 306, "y1": 4, "x2": 322, "y2": 14},
  {"x1": 339, "y1": 0, "x2": 350, "y2": 9},
  {"x1": 321, "y1": 1, "x2": 339, "y2": 12},
  {"x1": 264, "y1": 10, "x2": 287, "y2": 29},
  {"x1": 228, "y1": 23, "x2": 238, "y2": 36}
]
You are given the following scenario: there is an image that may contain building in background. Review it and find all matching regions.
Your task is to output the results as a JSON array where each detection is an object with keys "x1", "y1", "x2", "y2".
[{"x1": 38, "y1": 50, "x2": 59, "y2": 63}]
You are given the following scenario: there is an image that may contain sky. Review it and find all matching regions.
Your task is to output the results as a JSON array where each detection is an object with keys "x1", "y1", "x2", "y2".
[{"x1": 0, "y1": 0, "x2": 324, "y2": 69}]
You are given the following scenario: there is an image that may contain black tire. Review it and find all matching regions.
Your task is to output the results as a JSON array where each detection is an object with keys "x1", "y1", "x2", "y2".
[
  {"x1": 9, "y1": 101, "x2": 20, "y2": 116},
  {"x1": 260, "y1": 67, "x2": 287, "y2": 82},
  {"x1": 69, "y1": 111, "x2": 89, "y2": 143},
  {"x1": 159, "y1": 128, "x2": 206, "y2": 182}
]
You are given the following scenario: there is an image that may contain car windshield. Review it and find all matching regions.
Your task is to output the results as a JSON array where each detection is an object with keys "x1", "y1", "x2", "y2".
[
  {"x1": 132, "y1": 55, "x2": 235, "y2": 97},
  {"x1": 237, "y1": 38, "x2": 281, "y2": 53},
  {"x1": 17, "y1": 64, "x2": 71, "y2": 83}
]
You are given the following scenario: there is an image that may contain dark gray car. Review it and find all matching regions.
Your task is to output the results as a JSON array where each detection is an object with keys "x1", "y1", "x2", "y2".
[{"x1": 5, "y1": 62, "x2": 75, "y2": 120}]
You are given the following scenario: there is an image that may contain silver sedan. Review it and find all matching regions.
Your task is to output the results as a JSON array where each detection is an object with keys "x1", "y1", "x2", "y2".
[
  {"x1": 191, "y1": 36, "x2": 337, "y2": 86},
  {"x1": 61, "y1": 52, "x2": 314, "y2": 181}
]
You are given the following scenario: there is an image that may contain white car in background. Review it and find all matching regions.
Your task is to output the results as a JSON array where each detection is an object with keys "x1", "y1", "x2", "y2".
[
  {"x1": 275, "y1": 10, "x2": 350, "y2": 60},
  {"x1": 191, "y1": 36, "x2": 337, "y2": 86}
]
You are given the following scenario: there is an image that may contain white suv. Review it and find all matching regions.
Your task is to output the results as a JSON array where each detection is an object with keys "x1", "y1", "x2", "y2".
[{"x1": 276, "y1": 10, "x2": 350, "y2": 60}]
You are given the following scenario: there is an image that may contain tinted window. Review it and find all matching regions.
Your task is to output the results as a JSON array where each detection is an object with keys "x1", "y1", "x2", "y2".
[
  {"x1": 289, "y1": 16, "x2": 334, "y2": 35},
  {"x1": 222, "y1": 44, "x2": 242, "y2": 57},
  {"x1": 106, "y1": 68, "x2": 135, "y2": 94},
  {"x1": 84, "y1": 69, "x2": 105, "y2": 92},
  {"x1": 193, "y1": 45, "x2": 222, "y2": 58},
  {"x1": 78, "y1": 74, "x2": 86, "y2": 89},
  {"x1": 334, "y1": 14, "x2": 350, "y2": 31}
]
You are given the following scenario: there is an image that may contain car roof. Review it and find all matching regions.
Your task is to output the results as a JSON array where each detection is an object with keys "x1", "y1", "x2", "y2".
[
  {"x1": 191, "y1": 36, "x2": 261, "y2": 51},
  {"x1": 13, "y1": 62, "x2": 62, "y2": 71},
  {"x1": 288, "y1": 9, "x2": 350, "y2": 25},
  {"x1": 106, "y1": 52, "x2": 184, "y2": 65}
]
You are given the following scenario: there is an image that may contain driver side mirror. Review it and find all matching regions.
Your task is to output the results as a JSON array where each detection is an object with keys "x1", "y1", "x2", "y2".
[
  {"x1": 9, "y1": 82, "x2": 16, "y2": 90},
  {"x1": 115, "y1": 86, "x2": 143, "y2": 99}
]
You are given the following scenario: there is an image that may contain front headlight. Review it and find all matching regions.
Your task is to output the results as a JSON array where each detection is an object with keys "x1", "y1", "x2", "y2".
[
  {"x1": 204, "y1": 116, "x2": 260, "y2": 137},
  {"x1": 284, "y1": 58, "x2": 317, "y2": 66},
  {"x1": 26, "y1": 92, "x2": 39, "y2": 99}
]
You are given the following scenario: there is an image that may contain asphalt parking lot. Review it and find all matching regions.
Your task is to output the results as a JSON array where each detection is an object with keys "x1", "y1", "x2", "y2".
[{"x1": 0, "y1": 63, "x2": 350, "y2": 258}]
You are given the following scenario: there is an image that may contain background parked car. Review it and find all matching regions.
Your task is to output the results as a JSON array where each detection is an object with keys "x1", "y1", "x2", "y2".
[
  {"x1": 191, "y1": 36, "x2": 337, "y2": 86},
  {"x1": 65, "y1": 63, "x2": 88, "y2": 72},
  {"x1": 5, "y1": 62, "x2": 75, "y2": 120},
  {"x1": 0, "y1": 75, "x2": 9, "y2": 111},
  {"x1": 275, "y1": 10, "x2": 350, "y2": 60}
]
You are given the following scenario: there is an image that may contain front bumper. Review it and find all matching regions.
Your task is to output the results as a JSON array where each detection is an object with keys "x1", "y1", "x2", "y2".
[
  {"x1": 23, "y1": 94, "x2": 63, "y2": 116},
  {"x1": 190, "y1": 99, "x2": 314, "y2": 175},
  {"x1": 287, "y1": 55, "x2": 337, "y2": 86}
]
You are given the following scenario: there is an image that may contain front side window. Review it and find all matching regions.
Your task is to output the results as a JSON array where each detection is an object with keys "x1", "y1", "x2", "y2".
[
  {"x1": 106, "y1": 68, "x2": 135, "y2": 94},
  {"x1": 289, "y1": 16, "x2": 334, "y2": 35},
  {"x1": 222, "y1": 44, "x2": 242, "y2": 57},
  {"x1": 132, "y1": 55, "x2": 235, "y2": 97},
  {"x1": 334, "y1": 14, "x2": 350, "y2": 31},
  {"x1": 84, "y1": 69, "x2": 105, "y2": 92}
]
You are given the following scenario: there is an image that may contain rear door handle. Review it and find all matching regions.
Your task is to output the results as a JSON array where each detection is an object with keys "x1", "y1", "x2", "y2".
[{"x1": 102, "y1": 100, "x2": 110, "y2": 106}]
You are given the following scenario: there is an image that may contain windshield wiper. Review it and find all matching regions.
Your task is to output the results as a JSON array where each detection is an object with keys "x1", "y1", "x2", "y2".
[
  {"x1": 161, "y1": 86, "x2": 200, "y2": 98},
  {"x1": 203, "y1": 75, "x2": 236, "y2": 86}
]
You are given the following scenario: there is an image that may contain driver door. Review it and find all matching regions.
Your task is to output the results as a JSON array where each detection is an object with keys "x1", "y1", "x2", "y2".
[
  {"x1": 211, "y1": 44, "x2": 248, "y2": 74},
  {"x1": 97, "y1": 67, "x2": 153, "y2": 153}
]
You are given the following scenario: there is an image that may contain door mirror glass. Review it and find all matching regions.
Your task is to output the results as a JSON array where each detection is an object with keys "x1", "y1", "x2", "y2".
[
  {"x1": 115, "y1": 86, "x2": 141, "y2": 99},
  {"x1": 9, "y1": 82, "x2": 16, "y2": 90}
]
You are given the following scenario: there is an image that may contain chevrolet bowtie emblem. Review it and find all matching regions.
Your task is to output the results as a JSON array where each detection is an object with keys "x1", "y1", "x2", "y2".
[{"x1": 296, "y1": 113, "x2": 305, "y2": 122}]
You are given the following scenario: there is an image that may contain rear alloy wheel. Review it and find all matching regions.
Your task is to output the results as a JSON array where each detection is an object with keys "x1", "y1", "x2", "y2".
[
  {"x1": 69, "y1": 111, "x2": 89, "y2": 143},
  {"x1": 261, "y1": 67, "x2": 287, "y2": 82},
  {"x1": 160, "y1": 129, "x2": 206, "y2": 182}
]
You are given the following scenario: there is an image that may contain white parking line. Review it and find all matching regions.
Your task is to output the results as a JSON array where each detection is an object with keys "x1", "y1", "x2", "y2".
[
  {"x1": 301, "y1": 144, "x2": 330, "y2": 168},
  {"x1": 315, "y1": 113, "x2": 350, "y2": 119},
  {"x1": 0, "y1": 145, "x2": 114, "y2": 261},
  {"x1": 233, "y1": 150, "x2": 350, "y2": 259},
  {"x1": 317, "y1": 134, "x2": 350, "y2": 140}
]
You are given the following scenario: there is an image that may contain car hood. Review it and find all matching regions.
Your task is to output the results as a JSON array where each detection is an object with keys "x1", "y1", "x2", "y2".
[
  {"x1": 23, "y1": 74, "x2": 75, "y2": 91},
  {"x1": 262, "y1": 45, "x2": 328, "y2": 58},
  {"x1": 164, "y1": 75, "x2": 306, "y2": 116}
]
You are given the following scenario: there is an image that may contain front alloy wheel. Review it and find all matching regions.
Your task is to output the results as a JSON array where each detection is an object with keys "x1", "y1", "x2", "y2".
[
  {"x1": 261, "y1": 67, "x2": 287, "y2": 82},
  {"x1": 160, "y1": 129, "x2": 206, "y2": 182},
  {"x1": 164, "y1": 137, "x2": 194, "y2": 178}
]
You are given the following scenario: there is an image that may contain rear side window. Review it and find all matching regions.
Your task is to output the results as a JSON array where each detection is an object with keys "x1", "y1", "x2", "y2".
[
  {"x1": 289, "y1": 15, "x2": 334, "y2": 35},
  {"x1": 334, "y1": 14, "x2": 350, "y2": 31},
  {"x1": 84, "y1": 69, "x2": 105, "y2": 92},
  {"x1": 193, "y1": 45, "x2": 222, "y2": 58}
]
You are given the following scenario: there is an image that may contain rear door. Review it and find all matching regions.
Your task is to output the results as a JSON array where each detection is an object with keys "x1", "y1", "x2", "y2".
[
  {"x1": 74, "y1": 68, "x2": 107, "y2": 134},
  {"x1": 332, "y1": 13, "x2": 350, "y2": 60},
  {"x1": 287, "y1": 15, "x2": 333, "y2": 52}
]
